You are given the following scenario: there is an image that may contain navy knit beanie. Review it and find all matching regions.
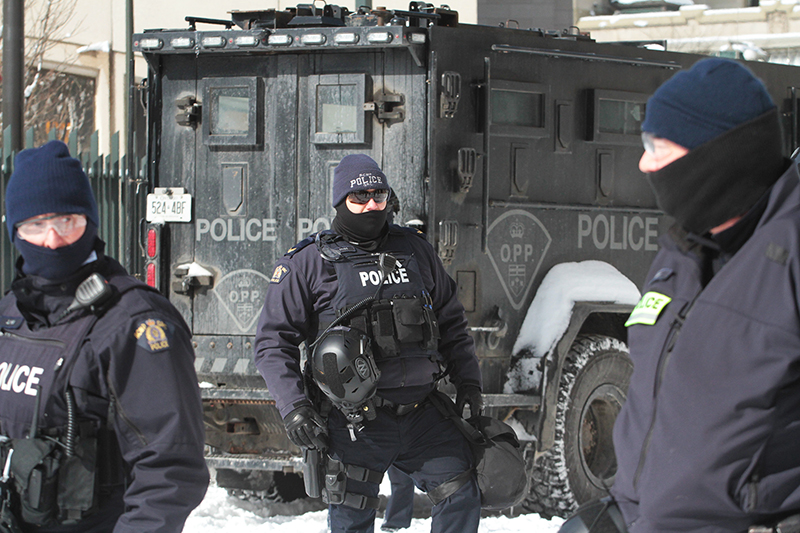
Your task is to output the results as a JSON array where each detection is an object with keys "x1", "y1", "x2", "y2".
[
  {"x1": 5, "y1": 140, "x2": 99, "y2": 240},
  {"x1": 642, "y1": 58, "x2": 775, "y2": 150},
  {"x1": 331, "y1": 154, "x2": 390, "y2": 207}
]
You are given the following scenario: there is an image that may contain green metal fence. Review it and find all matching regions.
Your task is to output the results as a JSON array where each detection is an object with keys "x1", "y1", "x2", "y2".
[{"x1": 0, "y1": 127, "x2": 143, "y2": 292}]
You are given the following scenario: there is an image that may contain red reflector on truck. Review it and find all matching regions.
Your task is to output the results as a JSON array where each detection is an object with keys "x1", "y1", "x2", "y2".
[
  {"x1": 146, "y1": 263, "x2": 157, "y2": 287},
  {"x1": 147, "y1": 229, "x2": 157, "y2": 258}
]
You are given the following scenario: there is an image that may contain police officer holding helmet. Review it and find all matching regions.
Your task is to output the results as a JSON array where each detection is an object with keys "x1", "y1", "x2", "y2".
[
  {"x1": 254, "y1": 154, "x2": 483, "y2": 533},
  {"x1": 0, "y1": 141, "x2": 208, "y2": 532}
]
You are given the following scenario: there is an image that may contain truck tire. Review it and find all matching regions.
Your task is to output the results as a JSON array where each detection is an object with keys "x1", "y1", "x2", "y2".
[{"x1": 523, "y1": 334, "x2": 632, "y2": 519}]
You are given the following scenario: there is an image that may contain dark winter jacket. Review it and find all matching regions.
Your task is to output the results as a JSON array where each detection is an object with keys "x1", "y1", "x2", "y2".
[
  {"x1": 0, "y1": 244, "x2": 209, "y2": 533},
  {"x1": 253, "y1": 225, "x2": 482, "y2": 418},
  {"x1": 612, "y1": 163, "x2": 800, "y2": 532}
]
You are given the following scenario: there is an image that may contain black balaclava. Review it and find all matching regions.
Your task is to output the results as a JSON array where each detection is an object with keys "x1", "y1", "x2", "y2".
[
  {"x1": 647, "y1": 109, "x2": 785, "y2": 236},
  {"x1": 15, "y1": 222, "x2": 98, "y2": 280},
  {"x1": 332, "y1": 203, "x2": 389, "y2": 251},
  {"x1": 641, "y1": 58, "x2": 784, "y2": 236}
]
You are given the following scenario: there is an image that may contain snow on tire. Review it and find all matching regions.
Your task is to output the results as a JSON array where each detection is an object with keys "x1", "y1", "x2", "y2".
[{"x1": 521, "y1": 334, "x2": 632, "y2": 519}]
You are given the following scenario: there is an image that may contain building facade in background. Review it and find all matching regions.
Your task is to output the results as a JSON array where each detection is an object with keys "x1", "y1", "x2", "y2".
[
  {"x1": 2, "y1": 0, "x2": 477, "y2": 156},
  {"x1": 578, "y1": 0, "x2": 800, "y2": 65},
  {"x1": 8, "y1": 0, "x2": 800, "y2": 158}
]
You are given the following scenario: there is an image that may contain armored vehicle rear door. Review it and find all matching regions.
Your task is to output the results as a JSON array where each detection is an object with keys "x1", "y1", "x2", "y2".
[
  {"x1": 174, "y1": 47, "x2": 423, "y2": 379},
  {"x1": 186, "y1": 55, "x2": 299, "y2": 350}
]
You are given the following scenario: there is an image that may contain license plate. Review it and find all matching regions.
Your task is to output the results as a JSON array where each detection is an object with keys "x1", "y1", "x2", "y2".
[{"x1": 146, "y1": 193, "x2": 192, "y2": 222}]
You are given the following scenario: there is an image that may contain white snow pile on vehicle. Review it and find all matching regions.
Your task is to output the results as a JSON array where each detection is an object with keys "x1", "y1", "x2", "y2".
[{"x1": 505, "y1": 260, "x2": 640, "y2": 393}]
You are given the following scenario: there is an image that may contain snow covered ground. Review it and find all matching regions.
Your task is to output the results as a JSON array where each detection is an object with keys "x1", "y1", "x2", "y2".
[{"x1": 184, "y1": 481, "x2": 565, "y2": 532}]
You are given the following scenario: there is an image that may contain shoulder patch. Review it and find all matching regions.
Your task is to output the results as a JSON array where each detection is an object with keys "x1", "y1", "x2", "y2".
[
  {"x1": 271, "y1": 264, "x2": 291, "y2": 284},
  {"x1": 285, "y1": 236, "x2": 316, "y2": 258},
  {"x1": 134, "y1": 318, "x2": 172, "y2": 352},
  {"x1": 398, "y1": 226, "x2": 427, "y2": 239},
  {"x1": 625, "y1": 292, "x2": 672, "y2": 327}
]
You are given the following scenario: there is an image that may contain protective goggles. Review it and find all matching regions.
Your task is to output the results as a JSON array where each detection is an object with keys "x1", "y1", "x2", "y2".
[
  {"x1": 347, "y1": 189, "x2": 389, "y2": 204},
  {"x1": 15, "y1": 213, "x2": 87, "y2": 239},
  {"x1": 641, "y1": 131, "x2": 657, "y2": 155},
  {"x1": 558, "y1": 497, "x2": 628, "y2": 533}
]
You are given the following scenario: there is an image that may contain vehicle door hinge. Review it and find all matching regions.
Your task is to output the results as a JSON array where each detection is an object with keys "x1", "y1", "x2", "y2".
[
  {"x1": 456, "y1": 147, "x2": 479, "y2": 193},
  {"x1": 175, "y1": 95, "x2": 201, "y2": 127},
  {"x1": 438, "y1": 220, "x2": 458, "y2": 266},
  {"x1": 440, "y1": 71, "x2": 461, "y2": 119},
  {"x1": 364, "y1": 92, "x2": 405, "y2": 123}
]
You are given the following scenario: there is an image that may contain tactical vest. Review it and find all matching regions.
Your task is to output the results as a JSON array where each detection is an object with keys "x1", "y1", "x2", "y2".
[
  {"x1": 315, "y1": 231, "x2": 441, "y2": 366},
  {"x1": 0, "y1": 274, "x2": 150, "y2": 527}
]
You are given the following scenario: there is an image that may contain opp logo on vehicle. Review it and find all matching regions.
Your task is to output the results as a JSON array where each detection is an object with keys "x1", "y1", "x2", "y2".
[
  {"x1": 212, "y1": 269, "x2": 271, "y2": 332},
  {"x1": 486, "y1": 210, "x2": 551, "y2": 311}
]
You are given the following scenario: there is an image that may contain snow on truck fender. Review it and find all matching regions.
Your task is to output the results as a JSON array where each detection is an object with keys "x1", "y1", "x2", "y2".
[{"x1": 504, "y1": 260, "x2": 640, "y2": 394}]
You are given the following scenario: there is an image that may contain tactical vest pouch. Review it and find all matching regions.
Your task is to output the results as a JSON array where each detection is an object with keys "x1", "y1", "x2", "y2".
[
  {"x1": 57, "y1": 426, "x2": 96, "y2": 524},
  {"x1": 370, "y1": 301, "x2": 399, "y2": 358},
  {"x1": 392, "y1": 296, "x2": 426, "y2": 343},
  {"x1": 393, "y1": 295, "x2": 440, "y2": 350},
  {"x1": 10, "y1": 438, "x2": 60, "y2": 527},
  {"x1": 421, "y1": 293, "x2": 441, "y2": 348}
]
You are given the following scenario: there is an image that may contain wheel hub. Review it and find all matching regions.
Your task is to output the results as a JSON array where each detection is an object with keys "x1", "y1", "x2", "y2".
[{"x1": 579, "y1": 383, "x2": 625, "y2": 489}]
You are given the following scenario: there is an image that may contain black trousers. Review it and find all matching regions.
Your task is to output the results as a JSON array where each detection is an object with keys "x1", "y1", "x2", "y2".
[{"x1": 327, "y1": 402, "x2": 480, "y2": 533}]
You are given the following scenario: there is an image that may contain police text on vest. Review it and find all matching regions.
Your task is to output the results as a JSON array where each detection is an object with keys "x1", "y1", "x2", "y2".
[
  {"x1": 360, "y1": 264, "x2": 410, "y2": 287},
  {"x1": 0, "y1": 362, "x2": 44, "y2": 396}
]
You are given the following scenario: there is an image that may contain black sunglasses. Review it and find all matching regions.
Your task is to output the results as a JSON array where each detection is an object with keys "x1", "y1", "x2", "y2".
[{"x1": 348, "y1": 189, "x2": 390, "y2": 204}]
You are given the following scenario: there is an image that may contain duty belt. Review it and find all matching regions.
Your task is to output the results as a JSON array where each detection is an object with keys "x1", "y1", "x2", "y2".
[{"x1": 373, "y1": 396, "x2": 428, "y2": 416}]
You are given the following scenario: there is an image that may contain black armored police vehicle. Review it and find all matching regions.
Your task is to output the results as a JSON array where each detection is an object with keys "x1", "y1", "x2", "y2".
[{"x1": 131, "y1": 2, "x2": 800, "y2": 518}]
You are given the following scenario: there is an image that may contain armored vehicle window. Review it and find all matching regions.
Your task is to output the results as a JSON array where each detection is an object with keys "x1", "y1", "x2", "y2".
[
  {"x1": 492, "y1": 90, "x2": 544, "y2": 128},
  {"x1": 310, "y1": 73, "x2": 368, "y2": 144},
  {"x1": 598, "y1": 99, "x2": 644, "y2": 135},
  {"x1": 211, "y1": 90, "x2": 250, "y2": 135},
  {"x1": 590, "y1": 89, "x2": 648, "y2": 144},
  {"x1": 488, "y1": 80, "x2": 549, "y2": 138},
  {"x1": 201, "y1": 76, "x2": 259, "y2": 146},
  {"x1": 318, "y1": 85, "x2": 358, "y2": 134}
]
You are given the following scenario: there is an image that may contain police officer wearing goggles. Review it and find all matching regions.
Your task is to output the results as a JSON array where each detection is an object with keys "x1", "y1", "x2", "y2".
[
  {"x1": 557, "y1": 59, "x2": 800, "y2": 533},
  {"x1": 254, "y1": 154, "x2": 483, "y2": 533},
  {"x1": 0, "y1": 141, "x2": 209, "y2": 532}
]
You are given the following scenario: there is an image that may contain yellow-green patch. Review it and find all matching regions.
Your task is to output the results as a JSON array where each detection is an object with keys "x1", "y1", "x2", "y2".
[{"x1": 625, "y1": 292, "x2": 672, "y2": 327}]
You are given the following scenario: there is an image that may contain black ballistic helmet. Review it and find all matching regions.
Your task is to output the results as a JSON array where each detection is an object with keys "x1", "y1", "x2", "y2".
[
  {"x1": 558, "y1": 497, "x2": 627, "y2": 533},
  {"x1": 311, "y1": 326, "x2": 380, "y2": 412}
]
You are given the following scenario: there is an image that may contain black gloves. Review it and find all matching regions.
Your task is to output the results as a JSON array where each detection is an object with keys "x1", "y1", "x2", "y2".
[
  {"x1": 283, "y1": 406, "x2": 328, "y2": 450},
  {"x1": 456, "y1": 384, "x2": 483, "y2": 421}
]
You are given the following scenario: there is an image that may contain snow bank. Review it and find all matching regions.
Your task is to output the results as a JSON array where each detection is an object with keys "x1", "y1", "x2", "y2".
[{"x1": 184, "y1": 482, "x2": 565, "y2": 532}]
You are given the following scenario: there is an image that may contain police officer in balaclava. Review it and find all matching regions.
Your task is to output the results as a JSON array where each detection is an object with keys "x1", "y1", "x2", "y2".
[
  {"x1": 255, "y1": 154, "x2": 483, "y2": 533},
  {"x1": 559, "y1": 58, "x2": 800, "y2": 533}
]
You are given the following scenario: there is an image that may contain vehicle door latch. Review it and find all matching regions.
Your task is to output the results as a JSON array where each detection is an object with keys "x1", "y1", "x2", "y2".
[
  {"x1": 364, "y1": 92, "x2": 405, "y2": 123},
  {"x1": 173, "y1": 262, "x2": 214, "y2": 294},
  {"x1": 175, "y1": 95, "x2": 201, "y2": 127}
]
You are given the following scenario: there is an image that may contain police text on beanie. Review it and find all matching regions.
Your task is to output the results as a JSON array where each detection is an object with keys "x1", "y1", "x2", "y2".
[{"x1": 331, "y1": 154, "x2": 390, "y2": 207}]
